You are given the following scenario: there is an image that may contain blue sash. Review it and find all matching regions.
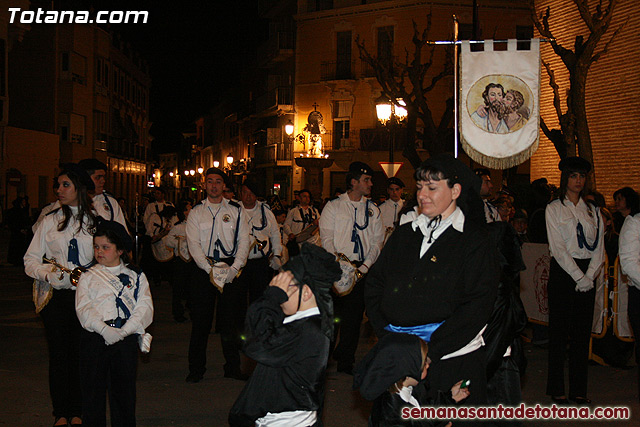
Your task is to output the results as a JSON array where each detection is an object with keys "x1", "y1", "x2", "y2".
[{"x1": 384, "y1": 321, "x2": 444, "y2": 343}]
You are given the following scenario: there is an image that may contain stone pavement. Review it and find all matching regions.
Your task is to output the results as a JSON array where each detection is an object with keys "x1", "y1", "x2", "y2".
[{"x1": 0, "y1": 230, "x2": 638, "y2": 426}]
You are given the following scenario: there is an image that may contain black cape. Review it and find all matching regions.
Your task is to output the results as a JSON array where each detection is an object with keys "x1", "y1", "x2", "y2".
[{"x1": 228, "y1": 287, "x2": 330, "y2": 426}]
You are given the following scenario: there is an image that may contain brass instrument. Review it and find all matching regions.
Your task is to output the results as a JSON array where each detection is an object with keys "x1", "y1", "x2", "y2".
[
  {"x1": 337, "y1": 253, "x2": 364, "y2": 282},
  {"x1": 248, "y1": 238, "x2": 267, "y2": 253},
  {"x1": 333, "y1": 253, "x2": 364, "y2": 296},
  {"x1": 43, "y1": 257, "x2": 86, "y2": 286}
]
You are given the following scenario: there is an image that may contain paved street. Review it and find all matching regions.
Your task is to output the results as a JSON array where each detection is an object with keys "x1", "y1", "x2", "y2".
[{"x1": 1, "y1": 229, "x2": 638, "y2": 426}]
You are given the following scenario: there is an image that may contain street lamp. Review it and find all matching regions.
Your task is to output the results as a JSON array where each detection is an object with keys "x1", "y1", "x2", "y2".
[
  {"x1": 285, "y1": 120, "x2": 294, "y2": 137},
  {"x1": 197, "y1": 167, "x2": 204, "y2": 174},
  {"x1": 226, "y1": 153, "x2": 234, "y2": 165},
  {"x1": 376, "y1": 95, "x2": 407, "y2": 163},
  {"x1": 213, "y1": 160, "x2": 220, "y2": 168}
]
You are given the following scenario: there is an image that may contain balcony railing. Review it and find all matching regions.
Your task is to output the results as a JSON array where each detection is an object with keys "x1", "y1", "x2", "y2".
[
  {"x1": 255, "y1": 142, "x2": 293, "y2": 166},
  {"x1": 255, "y1": 86, "x2": 293, "y2": 113},
  {"x1": 258, "y1": 31, "x2": 295, "y2": 65},
  {"x1": 320, "y1": 60, "x2": 355, "y2": 81},
  {"x1": 359, "y1": 127, "x2": 407, "y2": 152}
]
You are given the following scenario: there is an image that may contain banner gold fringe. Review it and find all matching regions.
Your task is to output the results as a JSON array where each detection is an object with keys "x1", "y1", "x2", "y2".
[{"x1": 461, "y1": 137, "x2": 539, "y2": 170}]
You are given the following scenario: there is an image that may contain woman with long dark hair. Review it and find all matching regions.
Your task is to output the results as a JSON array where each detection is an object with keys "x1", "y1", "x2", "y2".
[
  {"x1": 24, "y1": 164, "x2": 97, "y2": 427},
  {"x1": 545, "y1": 157, "x2": 604, "y2": 405}
]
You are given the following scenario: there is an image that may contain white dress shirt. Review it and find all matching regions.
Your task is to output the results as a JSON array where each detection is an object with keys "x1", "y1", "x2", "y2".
[
  {"x1": 143, "y1": 201, "x2": 173, "y2": 227},
  {"x1": 24, "y1": 206, "x2": 95, "y2": 289},
  {"x1": 619, "y1": 213, "x2": 640, "y2": 290},
  {"x1": 483, "y1": 200, "x2": 500, "y2": 223},
  {"x1": 75, "y1": 262, "x2": 154, "y2": 337},
  {"x1": 379, "y1": 199, "x2": 404, "y2": 229},
  {"x1": 545, "y1": 198, "x2": 605, "y2": 282},
  {"x1": 399, "y1": 206, "x2": 419, "y2": 226},
  {"x1": 166, "y1": 221, "x2": 192, "y2": 262},
  {"x1": 186, "y1": 198, "x2": 250, "y2": 273},
  {"x1": 243, "y1": 201, "x2": 283, "y2": 260},
  {"x1": 411, "y1": 207, "x2": 465, "y2": 258},
  {"x1": 94, "y1": 192, "x2": 128, "y2": 232},
  {"x1": 283, "y1": 205, "x2": 319, "y2": 237},
  {"x1": 319, "y1": 193, "x2": 383, "y2": 269}
]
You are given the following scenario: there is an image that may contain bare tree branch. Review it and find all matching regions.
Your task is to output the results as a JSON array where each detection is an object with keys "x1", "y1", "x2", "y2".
[{"x1": 591, "y1": 16, "x2": 626, "y2": 62}]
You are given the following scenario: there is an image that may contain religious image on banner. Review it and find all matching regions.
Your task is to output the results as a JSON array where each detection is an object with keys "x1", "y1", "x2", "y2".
[{"x1": 460, "y1": 39, "x2": 540, "y2": 169}]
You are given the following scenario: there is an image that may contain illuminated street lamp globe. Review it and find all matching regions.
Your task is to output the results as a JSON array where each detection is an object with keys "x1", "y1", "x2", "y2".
[
  {"x1": 375, "y1": 95, "x2": 392, "y2": 125},
  {"x1": 285, "y1": 120, "x2": 294, "y2": 136}
]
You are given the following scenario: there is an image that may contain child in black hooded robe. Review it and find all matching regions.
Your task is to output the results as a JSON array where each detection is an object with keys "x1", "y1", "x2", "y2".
[
  {"x1": 229, "y1": 243, "x2": 342, "y2": 427},
  {"x1": 354, "y1": 333, "x2": 469, "y2": 427}
]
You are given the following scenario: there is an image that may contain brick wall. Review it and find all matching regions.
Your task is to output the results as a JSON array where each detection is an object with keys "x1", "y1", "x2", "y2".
[{"x1": 531, "y1": 0, "x2": 640, "y2": 206}]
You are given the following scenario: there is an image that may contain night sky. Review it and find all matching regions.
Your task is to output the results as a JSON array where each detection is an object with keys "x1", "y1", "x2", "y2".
[{"x1": 71, "y1": 0, "x2": 264, "y2": 151}]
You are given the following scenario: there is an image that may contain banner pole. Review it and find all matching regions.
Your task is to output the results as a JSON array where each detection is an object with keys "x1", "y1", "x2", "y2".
[{"x1": 453, "y1": 15, "x2": 459, "y2": 158}]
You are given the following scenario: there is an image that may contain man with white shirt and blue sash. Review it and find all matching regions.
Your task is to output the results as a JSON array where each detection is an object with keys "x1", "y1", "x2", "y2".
[
  {"x1": 319, "y1": 161, "x2": 384, "y2": 374},
  {"x1": 185, "y1": 168, "x2": 250, "y2": 382}
]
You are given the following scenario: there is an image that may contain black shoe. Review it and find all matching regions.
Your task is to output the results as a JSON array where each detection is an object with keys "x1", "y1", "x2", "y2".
[
  {"x1": 572, "y1": 397, "x2": 592, "y2": 405},
  {"x1": 224, "y1": 368, "x2": 249, "y2": 381},
  {"x1": 337, "y1": 363, "x2": 354, "y2": 375},
  {"x1": 185, "y1": 372, "x2": 203, "y2": 383},
  {"x1": 551, "y1": 396, "x2": 569, "y2": 405}
]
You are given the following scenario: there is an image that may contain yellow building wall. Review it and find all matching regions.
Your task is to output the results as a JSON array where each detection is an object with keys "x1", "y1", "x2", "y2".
[
  {"x1": 530, "y1": 0, "x2": 640, "y2": 205},
  {"x1": 5, "y1": 126, "x2": 60, "y2": 210},
  {"x1": 295, "y1": 0, "x2": 531, "y2": 197}
]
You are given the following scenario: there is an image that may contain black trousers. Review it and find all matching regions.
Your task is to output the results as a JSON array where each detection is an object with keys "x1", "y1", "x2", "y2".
[
  {"x1": 546, "y1": 257, "x2": 595, "y2": 399},
  {"x1": 242, "y1": 257, "x2": 273, "y2": 304},
  {"x1": 171, "y1": 259, "x2": 192, "y2": 319},
  {"x1": 39, "y1": 289, "x2": 82, "y2": 419},
  {"x1": 332, "y1": 274, "x2": 366, "y2": 368},
  {"x1": 188, "y1": 261, "x2": 246, "y2": 375},
  {"x1": 486, "y1": 356, "x2": 522, "y2": 426},
  {"x1": 80, "y1": 331, "x2": 138, "y2": 427},
  {"x1": 627, "y1": 286, "x2": 640, "y2": 401}
]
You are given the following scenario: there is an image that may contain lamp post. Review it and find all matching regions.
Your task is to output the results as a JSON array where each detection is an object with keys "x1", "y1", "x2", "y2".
[{"x1": 376, "y1": 96, "x2": 407, "y2": 164}]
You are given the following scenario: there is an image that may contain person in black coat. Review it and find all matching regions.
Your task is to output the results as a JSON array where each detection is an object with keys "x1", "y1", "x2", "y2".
[
  {"x1": 366, "y1": 154, "x2": 499, "y2": 405},
  {"x1": 229, "y1": 244, "x2": 342, "y2": 427},
  {"x1": 354, "y1": 333, "x2": 469, "y2": 427},
  {"x1": 483, "y1": 221, "x2": 528, "y2": 426}
]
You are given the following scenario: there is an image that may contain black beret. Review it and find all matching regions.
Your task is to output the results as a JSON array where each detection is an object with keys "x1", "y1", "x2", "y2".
[
  {"x1": 78, "y1": 158, "x2": 107, "y2": 173},
  {"x1": 205, "y1": 167, "x2": 227, "y2": 180},
  {"x1": 60, "y1": 163, "x2": 95, "y2": 191},
  {"x1": 558, "y1": 156, "x2": 591, "y2": 173},
  {"x1": 241, "y1": 175, "x2": 263, "y2": 198},
  {"x1": 387, "y1": 177, "x2": 405, "y2": 188},
  {"x1": 349, "y1": 161, "x2": 374, "y2": 176},
  {"x1": 96, "y1": 219, "x2": 133, "y2": 251}
]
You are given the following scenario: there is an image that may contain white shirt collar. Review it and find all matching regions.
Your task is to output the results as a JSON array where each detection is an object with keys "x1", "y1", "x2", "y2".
[
  {"x1": 283, "y1": 306, "x2": 320, "y2": 324},
  {"x1": 411, "y1": 206, "x2": 465, "y2": 235}
]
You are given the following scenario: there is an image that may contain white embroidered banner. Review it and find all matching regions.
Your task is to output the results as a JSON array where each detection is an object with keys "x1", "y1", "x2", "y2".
[{"x1": 460, "y1": 39, "x2": 540, "y2": 169}]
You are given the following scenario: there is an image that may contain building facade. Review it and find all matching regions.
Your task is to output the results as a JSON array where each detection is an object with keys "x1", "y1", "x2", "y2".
[{"x1": 6, "y1": 5, "x2": 152, "y2": 214}]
